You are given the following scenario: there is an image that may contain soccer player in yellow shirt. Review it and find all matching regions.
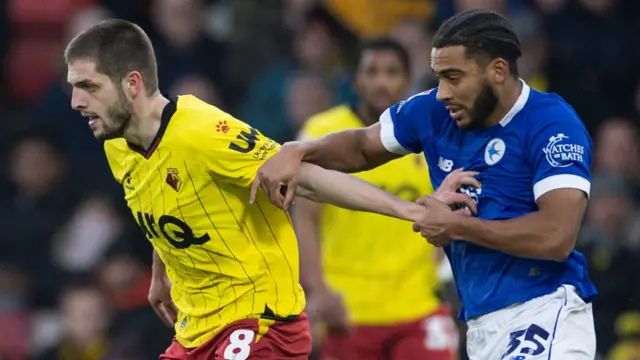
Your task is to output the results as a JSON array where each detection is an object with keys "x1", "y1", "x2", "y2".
[
  {"x1": 295, "y1": 38, "x2": 458, "y2": 360},
  {"x1": 64, "y1": 20, "x2": 476, "y2": 360}
]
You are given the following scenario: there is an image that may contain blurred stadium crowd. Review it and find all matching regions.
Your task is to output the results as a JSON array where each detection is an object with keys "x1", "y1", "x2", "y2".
[{"x1": 0, "y1": 0, "x2": 638, "y2": 359}]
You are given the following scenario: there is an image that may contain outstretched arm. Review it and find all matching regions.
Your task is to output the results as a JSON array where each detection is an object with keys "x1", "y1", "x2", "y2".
[
  {"x1": 252, "y1": 124, "x2": 400, "y2": 209},
  {"x1": 253, "y1": 97, "x2": 430, "y2": 209},
  {"x1": 295, "y1": 163, "x2": 477, "y2": 221},
  {"x1": 295, "y1": 162, "x2": 421, "y2": 221},
  {"x1": 295, "y1": 123, "x2": 400, "y2": 173}
]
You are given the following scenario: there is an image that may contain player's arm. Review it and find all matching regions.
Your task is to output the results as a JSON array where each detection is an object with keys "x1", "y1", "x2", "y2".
[
  {"x1": 298, "y1": 96, "x2": 430, "y2": 172},
  {"x1": 198, "y1": 116, "x2": 409, "y2": 202},
  {"x1": 293, "y1": 197, "x2": 352, "y2": 332},
  {"x1": 152, "y1": 249, "x2": 165, "y2": 276},
  {"x1": 292, "y1": 122, "x2": 399, "y2": 173},
  {"x1": 295, "y1": 163, "x2": 479, "y2": 221},
  {"x1": 449, "y1": 189, "x2": 586, "y2": 261},
  {"x1": 291, "y1": 129, "x2": 331, "y2": 293},
  {"x1": 254, "y1": 94, "x2": 432, "y2": 209},
  {"x1": 292, "y1": 198, "x2": 325, "y2": 291},
  {"x1": 197, "y1": 112, "x2": 468, "y2": 220},
  {"x1": 254, "y1": 123, "x2": 398, "y2": 209},
  {"x1": 447, "y1": 117, "x2": 592, "y2": 261},
  {"x1": 294, "y1": 163, "x2": 426, "y2": 221},
  {"x1": 149, "y1": 250, "x2": 178, "y2": 327}
]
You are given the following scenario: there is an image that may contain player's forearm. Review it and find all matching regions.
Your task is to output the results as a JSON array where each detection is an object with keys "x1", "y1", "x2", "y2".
[
  {"x1": 152, "y1": 250, "x2": 166, "y2": 277},
  {"x1": 450, "y1": 212, "x2": 576, "y2": 261},
  {"x1": 295, "y1": 130, "x2": 384, "y2": 173},
  {"x1": 292, "y1": 199, "x2": 328, "y2": 292},
  {"x1": 298, "y1": 163, "x2": 424, "y2": 221}
]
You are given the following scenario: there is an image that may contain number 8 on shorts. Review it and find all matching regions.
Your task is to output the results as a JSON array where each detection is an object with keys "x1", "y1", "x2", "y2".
[{"x1": 223, "y1": 329, "x2": 255, "y2": 360}]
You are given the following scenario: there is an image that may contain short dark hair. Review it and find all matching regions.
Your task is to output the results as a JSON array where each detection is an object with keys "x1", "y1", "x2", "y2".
[
  {"x1": 433, "y1": 10, "x2": 521, "y2": 77},
  {"x1": 356, "y1": 37, "x2": 411, "y2": 75},
  {"x1": 64, "y1": 19, "x2": 159, "y2": 94}
]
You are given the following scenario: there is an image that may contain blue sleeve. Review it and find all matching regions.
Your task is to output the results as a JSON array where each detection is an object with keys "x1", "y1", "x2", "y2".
[
  {"x1": 525, "y1": 106, "x2": 593, "y2": 202},
  {"x1": 379, "y1": 89, "x2": 435, "y2": 155}
]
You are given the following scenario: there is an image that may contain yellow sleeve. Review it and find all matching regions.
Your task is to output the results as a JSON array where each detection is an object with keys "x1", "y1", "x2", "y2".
[{"x1": 194, "y1": 116, "x2": 281, "y2": 188}]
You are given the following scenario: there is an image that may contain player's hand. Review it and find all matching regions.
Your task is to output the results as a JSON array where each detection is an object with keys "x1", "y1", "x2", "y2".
[
  {"x1": 149, "y1": 272, "x2": 178, "y2": 328},
  {"x1": 308, "y1": 287, "x2": 351, "y2": 334},
  {"x1": 433, "y1": 168, "x2": 480, "y2": 214},
  {"x1": 251, "y1": 142, "x2": 304, "y2": 210},
  {"x1": 412, "y1": 196, "x2": 465, "y2": 247}
]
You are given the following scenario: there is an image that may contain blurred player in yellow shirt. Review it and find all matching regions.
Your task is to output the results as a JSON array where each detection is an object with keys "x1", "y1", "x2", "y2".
[
  {"x1": 295, "y1": 38, "x2": 458, "y2": 360},
  {"x1": 64, "y1": 20, "x2": 475, "y2": 360}
]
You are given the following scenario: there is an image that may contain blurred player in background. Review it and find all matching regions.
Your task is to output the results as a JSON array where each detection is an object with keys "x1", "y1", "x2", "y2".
[
  {"x1": 64, "y1": 19, "x2": 476, "y2": 360},
  {"x1": 254, "y1": 9, "x2": 597, "y2": 360},
  {"x1": 295, "y1": 38, "x2": 457, "y2": 360}
]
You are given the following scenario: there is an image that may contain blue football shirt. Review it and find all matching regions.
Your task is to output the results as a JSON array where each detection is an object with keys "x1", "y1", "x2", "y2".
[{"x1": 379, "y1": 81, "x2": 597, "y2": 321}]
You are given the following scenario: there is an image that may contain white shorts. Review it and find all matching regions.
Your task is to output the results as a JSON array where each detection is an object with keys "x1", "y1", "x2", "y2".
[{"x1": 466, "y1": 285, "x2": 596, "y2": 360}]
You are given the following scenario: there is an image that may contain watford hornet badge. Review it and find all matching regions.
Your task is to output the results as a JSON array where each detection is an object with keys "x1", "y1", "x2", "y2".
[{"x1": 166, "y1": 168, "x2": 182, "y2": 192}]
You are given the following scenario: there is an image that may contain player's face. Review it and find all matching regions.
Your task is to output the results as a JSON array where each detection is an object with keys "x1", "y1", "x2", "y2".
[
  {"x1": 355, "y1": 50, "x2": 410, "y2": 115},
  {"x1": 67, "y1": 59, "x2": 133, "y2": 141},
  {"x1": 431, "y1": 46, "x2": 498, "y2": 129}
]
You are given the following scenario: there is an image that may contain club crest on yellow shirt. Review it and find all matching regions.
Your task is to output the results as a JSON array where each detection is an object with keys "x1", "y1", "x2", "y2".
[{"x1": 166, "y1": 168, "x2": 182, "y2": 192}]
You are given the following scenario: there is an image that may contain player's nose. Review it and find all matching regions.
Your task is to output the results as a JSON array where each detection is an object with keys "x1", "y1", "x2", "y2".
[
  {"x1": 70, "y1": 88, "x2": 88, "y2": 110},
  {"x1": 436, "y1": 86, "x2": 453, "y2": 102}
]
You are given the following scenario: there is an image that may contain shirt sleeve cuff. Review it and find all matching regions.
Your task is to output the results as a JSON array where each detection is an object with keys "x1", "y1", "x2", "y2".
[{"x1": 533, "y1": 174, "x2": 591, "y2": 201}]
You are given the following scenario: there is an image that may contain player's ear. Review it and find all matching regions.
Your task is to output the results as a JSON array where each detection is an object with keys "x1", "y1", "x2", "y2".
[
  {"x1": 489, "y1": 58, "x2": 508, "y2": 84},
  {"x1": 125, "y1": 71, "x2": 144, "y2": 98}
]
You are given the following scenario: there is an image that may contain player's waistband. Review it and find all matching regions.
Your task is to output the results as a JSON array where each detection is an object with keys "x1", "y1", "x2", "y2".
[
  {"x1": 466, "y1": 285, "x2": 575, "y2": 329},
  {"x1": 260, "y1": 305, "x2": 301, "y2": 323}
]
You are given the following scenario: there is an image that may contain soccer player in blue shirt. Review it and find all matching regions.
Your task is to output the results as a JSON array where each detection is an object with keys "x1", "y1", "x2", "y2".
[{"x1": 252, "y1": 9, "x2": 597, "y2": 360}]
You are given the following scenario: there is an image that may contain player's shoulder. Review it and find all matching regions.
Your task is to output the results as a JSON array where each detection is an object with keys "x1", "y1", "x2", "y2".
[
  {"x1": 301, "y1": 105, "x2": 360, "y2": 138},
  {"x1": 521, "y1": 88, "x2": 585, "y2": 130},
  {"x1": 389, "y1": 88, "x2": 448, "y2": 126},
  {"x1": 515, "y1": 88, "x2": 592, "y2": 153},
  {"x1": 173, "y1": 95, "x2": 236, "y2": 129},
  {"x1": 103, "y1": 138, "x2": 130, "y2": 157},
  {"x1": 394, "y1": 88, "x2": 439, "y2": 114},
  {"x1": 169, "y1": 95, "x2": 250, "y2": 143},
  {"x1": 103, "y1": 139, "x2": 129, "y2": 171},
  {"x1": 104, "y1": 138, "x2": 128, "y2": 153}
]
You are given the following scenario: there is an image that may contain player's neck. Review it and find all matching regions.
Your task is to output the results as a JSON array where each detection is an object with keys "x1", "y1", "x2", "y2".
[
  {"x1": 123, "y1": 93, "x2": 170, "y2": 149},
  {"x1": 355, "y1": 103, "x2": 381, "y2": 127},
  {"x1": 485, "y1": 78, "x2": 523, "y2": 127}
]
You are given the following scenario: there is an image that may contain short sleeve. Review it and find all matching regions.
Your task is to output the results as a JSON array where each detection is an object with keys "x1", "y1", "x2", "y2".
[
  {"x1": 379, "y1": 90, "x2": 434, "y2": 155},
  {"x1": 197, "y1": 117, "x2": 281, "y2": 188},
  {"x1": 526, "y1": 112, "x2": 593, "y2": 202}
]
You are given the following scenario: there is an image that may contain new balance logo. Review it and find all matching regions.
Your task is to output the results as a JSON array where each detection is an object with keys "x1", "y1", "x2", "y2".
[{"x1": 438, "y1": 157, "x2": 454, "y2": 172}]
